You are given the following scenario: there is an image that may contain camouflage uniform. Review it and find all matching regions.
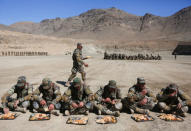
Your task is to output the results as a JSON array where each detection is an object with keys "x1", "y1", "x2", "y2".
[
  {"x1": 67, "y1": 43, "x2": 87, "y2": 82},
  {"x1": 157, "y1": 83, "x2": 190, "y2": 117},
  {"x1": 32, "y1": 78, "x2": 61, "y2": 115},
  {"x1": 62, "y1": 77, "x2": 94, "y2": 115},
  {"x1": 94, "y1": 80, "x2": 122, "y2": 117},
  {"x1": 1, "y1": 76, "x2": 33, "y2": 113},
  {"x1": 123, "y1": 78, "x2": 156, "y2": 114}
]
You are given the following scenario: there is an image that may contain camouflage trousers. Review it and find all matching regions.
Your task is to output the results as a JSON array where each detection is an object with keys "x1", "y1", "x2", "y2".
[
  {"x1": 94, "y1": 101, "x2": 122, "y2": 115},
  {"x1": 157, "y1": 102, "x2": 189, "y2": 113},
  {"x1": 123, "y1": 97, "x2": 155, "y2": 114},
  {"x1": 3, "y1": 97, "x2": 30, "y2": 110},
  {"x1": 62, "y1": 101, "x2": 93, "y2": 115},
  {"x1": 32, "y1": 101, "x2": 61, "y2": 112},
  {"x1": 68, "y1": 65, "x2": 86, "y2": 81}
]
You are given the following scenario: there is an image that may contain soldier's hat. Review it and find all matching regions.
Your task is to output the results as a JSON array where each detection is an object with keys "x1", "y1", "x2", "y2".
[
  {"x1": 42, "y1": 78, "x2": 51, "y2": 89},
  {"x1": 73, "y1": 77, "x2": 81, "y2": 87},
  {"x1": 108, "y1": 80, "x2": 117, "y2": 89},
  {"x1": 137, "y1": 77, "x2": 145, "y2": 84},
  {"x1": 16, "y1": 76, "x2": 26, "y2": 87},
  {"x1": 167, "y1": 83, "x2": 178, "y2": 91},
  {"x1": 77, "y1": 43, "x2": 82, "y2": 47}
]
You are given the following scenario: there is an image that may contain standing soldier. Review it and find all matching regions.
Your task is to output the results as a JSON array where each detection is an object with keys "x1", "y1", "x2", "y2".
[
  {"x1": 94, "y1": 80, "x2": 122, "y2": 117},
  {"x1": 62, "y1": 77, "x2": 94, "y2": 116},
  {"x1": 1, "y1": 76, "x2": 33, "y2": 114},
  {"x1": 32, "y1": 78, "x2": 61, "y2": 116},
  {"x1": 123, "y1": 78, "x2": 156, "y2": 115},
  {"x1": 156, "y1": 83, "x2": 191, "y2": 117},
  {"x1": 65, "y1": 43, "x2": 89, "y2": 87}
]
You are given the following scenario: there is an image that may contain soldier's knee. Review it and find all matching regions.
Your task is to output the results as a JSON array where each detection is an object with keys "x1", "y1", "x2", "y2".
[
  {"x1": 55, "y1": 103, "x2": 61, "y2": 110},
  {"x1": 181, "y1": 106, "x2": 189, "y2": 113},
  {"x1": 22, "y1": 101, "x2": 30, "y2": 108},
  {"x1": 115, "y1": 102, "x2": 123, "y2": 111},
  {"x1": 158, "y1": 102, "x2": 166, "y2": 109},
  {"x1": 33, "y1": 101, "x2": 39, "y2": 109}
]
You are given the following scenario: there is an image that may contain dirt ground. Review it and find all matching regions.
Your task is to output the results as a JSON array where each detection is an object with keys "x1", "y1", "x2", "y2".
[{"x1": 0, "y1": 53, "x2": 191, "y2": 131}]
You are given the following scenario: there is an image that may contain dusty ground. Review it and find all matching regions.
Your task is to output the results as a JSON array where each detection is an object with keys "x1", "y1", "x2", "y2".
[{"x1": 0, "y1": 53, "x2": 191, "y2": 131}]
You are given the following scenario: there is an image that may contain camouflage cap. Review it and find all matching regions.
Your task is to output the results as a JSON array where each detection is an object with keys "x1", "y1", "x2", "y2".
[
  {"x1": 17, "y1": 76, "x2": 26, "y2": 87},
  {"x1": 167, "y1": 83, "x2": 178, "y2": 91},
  {"x1": 77, "y1": 43, "x2": 82, "y2": 46},
  {"x1": 73, "y1": 77, "x2": 81, "y2": 84},
  {"x1": 137, "y1": 77, "x2": 145, "y2": 84},
  {"x1": 42, "y1": 78, "x2": 51, "y2": 89},
  {"x1": 108, "y1": 80, "x2": 117, "y2": 88}
]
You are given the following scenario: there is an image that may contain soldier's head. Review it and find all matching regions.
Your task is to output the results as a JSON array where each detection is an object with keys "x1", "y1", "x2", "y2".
[
  {"x1": 16, "y1": 76, "x2": 26, "y2": 88},
  {"x1": 108, "y1": 80, "x2": 117, "y2": 92},
  {"x1": 77, "y1": 43, "x2": 83, "y2": 50},
  {"x1": 166, "y1": 83, "x2": 178, "y2": 96},
  {"x1": 137, "y1": 77, "x2": 146, "y2": 89},
  {"x1": 73, "y1": 77, "x2": 81, "y2": 90},
  {"x1": 42, "y1": 78, "x2": 51, "y2": 90}
]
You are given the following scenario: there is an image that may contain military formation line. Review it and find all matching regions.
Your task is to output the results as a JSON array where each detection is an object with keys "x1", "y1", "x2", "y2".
[
  {"x1": 0, "y1": 51, "x2": 48, "y2": 56},
  {"x1": 104, "y1": 52, "x2": 162, "y2": 60}
]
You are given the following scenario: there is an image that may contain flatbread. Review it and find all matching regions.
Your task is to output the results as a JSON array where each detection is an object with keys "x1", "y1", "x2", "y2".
[
  {"x1": 158, "y1": 114, "x2": 184, "y2": 122},
  {"x1": 131, "y1": 114, "x2": 154, "y2": 122},
  {"x1": 0, "y1": 113, "x2": 18, "y2": 120},
  {"x1": 29, "y1": 113, "x2": 50, "y2": 121},
  {"x1": 66, "y1": 117, "x2": 88, "y2": 125},
  {"x1": 96, "y1": 116, "x2": 117, "y2": 124}
]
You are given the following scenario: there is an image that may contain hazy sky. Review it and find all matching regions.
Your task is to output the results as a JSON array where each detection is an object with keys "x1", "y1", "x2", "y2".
[{"x1": 0, "y1": 0, "x2": 191, "y2": 25}]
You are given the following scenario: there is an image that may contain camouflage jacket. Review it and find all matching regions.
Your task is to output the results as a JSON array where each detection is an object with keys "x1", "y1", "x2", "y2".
[
  {"x1": 72, "y1": 48, "x2": 84, "y2": 67},
  {"x1": 127, "y1": 85, "x2": 155, "y2": 102},
  {"x1": 33, "y1": 83, "x2": 61, "y2": 105},
  {"x1": 63, "y1": 84, "x2": 93, "y2": 104},
  {"x1": 95, "y1": 85, "x2": 122, "y2": 103},
  {"x1": 157, "y1": 88, "x2": 191, "y2": 106},
  {"x1": 1, "y1": 83, "x2": 33, "y2": 106}
]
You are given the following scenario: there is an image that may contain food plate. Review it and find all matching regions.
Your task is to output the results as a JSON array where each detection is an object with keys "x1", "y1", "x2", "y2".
[
  {"x1": 0, "y1": 113, "x2": 18, "y2": 120},
  {"x1": 131, "y1": 114, "x2": 154, "y2": 122},
  {"x1": 66, "y1": 117, "x2": 88, "y2": 125},
  {"x1": 95, "y1": 116, "x2": 117, "y2": 124},
  {"x1": 29, "y1": 113, "x2": 50, "y2": 121},
  {"x1": 158, "y1": 114, "x2": 184, "y2": 122}
]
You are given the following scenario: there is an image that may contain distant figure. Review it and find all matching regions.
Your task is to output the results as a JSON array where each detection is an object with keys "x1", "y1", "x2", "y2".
[
  {"x1": 65, "y1": 43, "x2": 89, "y2": 87},
  {"x1": 174, "y1": 53, "x2": 177, "y2": 60}
]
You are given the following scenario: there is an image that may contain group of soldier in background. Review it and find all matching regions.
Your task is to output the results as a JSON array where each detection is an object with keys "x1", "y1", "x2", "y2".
[
  {"x1": 0, "y1": 43, "x2": 190, "y2": 118},
  {"x1": 0, "y1": 51, "x2": 48, "y2": 56},
  {"x1": 1, "y1": 76, "x2": 191, "y2": 118},
  {"x1": 104, "y1": 51, "x2": 162, "y2": 60}
]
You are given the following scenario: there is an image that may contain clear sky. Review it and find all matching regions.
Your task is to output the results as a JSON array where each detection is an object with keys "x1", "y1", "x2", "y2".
[{"x1": 0, "y1": 0, "x2": 191, "y2": 25}]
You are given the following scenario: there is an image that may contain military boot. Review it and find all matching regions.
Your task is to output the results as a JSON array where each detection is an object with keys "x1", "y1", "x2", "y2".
[
  {"x1": 15, "y1": 107, "x2": 26, "y2": 113},
  {"x1": 51, "y1": 110, "x2": 59, "y2": 116},
  {"x1": 64, "y1": 110, "x2": 70, "y2": 116}
]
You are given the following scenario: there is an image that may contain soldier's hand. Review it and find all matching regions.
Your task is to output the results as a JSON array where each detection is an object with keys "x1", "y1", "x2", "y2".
[
  {"x1": 140, "y1": 89, "x2": 147, "y2": 96},
  {"x1": 177, "y1": 103, "x2": 182, "y2": 109},
  {"x1": 14, "y1": 100, "x2": 19, "y2": 108},
  {"x1": 48, "y1": 104, "x2": 55, "y2": 111},
  {"x1": 3, "y1": 108, "x2": 9, "y2": 114},
  {"x1": 40, "y1": 100, "x2": 46, "y2": 106},
  {"x1": 78, "y1": 102, "x2": 84, "y2": 108},
  {"x1": 104, "y1": 97, "x2": 111, "y2": 103},
  {"x1": 111, "y1": 100, "x2": 116, "y2": 105},
  {"x1": 84, "y1": 63, "x2": 88, "y2": 67},
  {"x1": 88, "y1": 94, "x2": 95, "y2": 101},
  {"x1": 71, "y1": 102, "x2": 78, "y2": 108},
  {"x1": 139, "y1": 98, "x2": 148, "y2": 106}
]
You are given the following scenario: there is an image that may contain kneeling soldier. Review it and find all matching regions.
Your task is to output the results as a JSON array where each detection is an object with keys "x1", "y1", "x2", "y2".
[
  {"x1": 157, "y1": 83, "x2": 191, "y2": 117},
  {"x1": 123, "y1": 78, "x2": 156, "y2": 115},
  {"x1": 94, "y1": 80, "x2": 122, "y2": 117},
  {"x1": 62, "y1": 77, "x2": 94, "y2": 116},
  {"x1": 1, "y1": 76, "x2": 33, "y2": 113},
  {"x1": 32, "y1": 78, "x2": 61, "y2": 116}
]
